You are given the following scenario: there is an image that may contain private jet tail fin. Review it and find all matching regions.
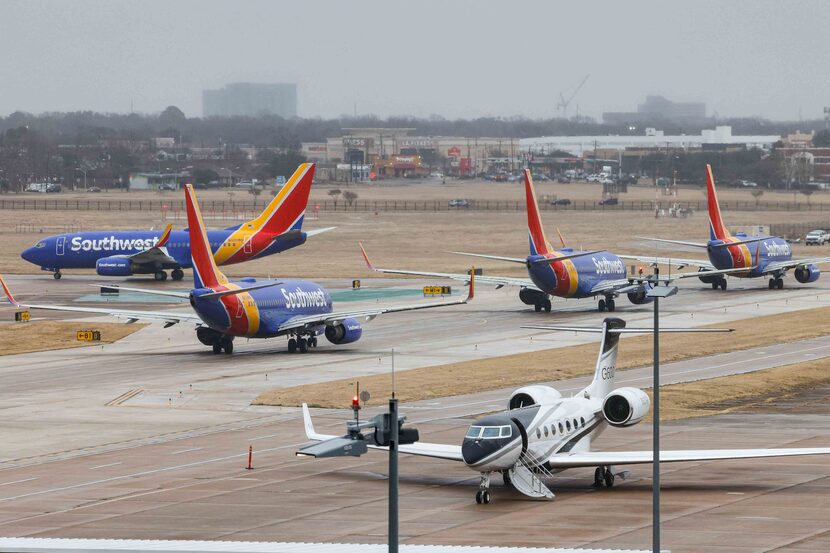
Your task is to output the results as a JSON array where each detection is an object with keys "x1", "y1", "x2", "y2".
[
  {"x1": 523, "y1": 169, "x2": 552, "y2": 256},
  {"x1": 185, "y1": 184, "x2": 229, "y2": 289},
  {"x1": 706, "y1": 164, "x2": 729, "y2": 241}
]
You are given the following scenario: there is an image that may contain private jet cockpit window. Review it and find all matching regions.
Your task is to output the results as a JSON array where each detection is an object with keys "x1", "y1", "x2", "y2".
[{"x1": 466, "y1": 425, "x2": 512, "y2": 439}]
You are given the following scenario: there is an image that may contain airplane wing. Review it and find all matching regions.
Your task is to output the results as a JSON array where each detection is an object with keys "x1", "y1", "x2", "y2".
[
  {"x1": 301, "y1": 404, "x2": 463, "y2": 461},
  {"x1": 91, "y1": 284, "x2": 190, "y2": 299},
  {"x1": 762, "y1": 257, "x2": 830, "y2": 275},
  {"x1": 278, "y1": 272, "x2": 475, "y2": 332},
  {"x1": 618, "y1": 254, "x2": 716, "y2": 271},
  {"x1": 125, "y1": 224, "x2": 179, "y2": 267},
  {"x1": 12, "y1": 303, "x2": 200, "y2": 327},
  {"x1": 359, "y1": 243, "x2": 541, "y2": 291},
  {"x1": 546, "y1": 447, "x2": 830, "y2": 469}
]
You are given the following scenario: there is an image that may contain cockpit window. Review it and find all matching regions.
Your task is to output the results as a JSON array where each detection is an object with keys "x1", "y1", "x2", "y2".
[
  {"x1": 34, "y1": 241, "x2": 46, "y2": 248},
  {"x1": 465, "y1": 426, "x2": 483, "y2": 439},
  {"x1": 482, "y1": 427, "x2": 501, "y2": 439},
  {"x1": 499, "y1": 426, "x2": 512, "y2": 438}
]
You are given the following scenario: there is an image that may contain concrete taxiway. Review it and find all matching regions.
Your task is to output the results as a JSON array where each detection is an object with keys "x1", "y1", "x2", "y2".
[{"x1": 1, "y1": 274, "x2": 830, "y2": 551}]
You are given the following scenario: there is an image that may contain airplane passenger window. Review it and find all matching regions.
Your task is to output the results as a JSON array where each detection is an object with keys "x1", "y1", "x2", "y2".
[
  {"x1": 573, "y1": 419, "x2": 578, "y2": 429},
  {"x1": 536, "y1": 428, "x2": 541, "y2": 439},
  {"x1": 543, "y1": 427, "x2": 548, "y2": 437},
  {"x1": 558, "y1": 422, "x2": 564, "y2": 433},
  {"x1": 551, "y1": 425, "x2": 556, "y2": 436},
  {"x1": 580, "y1": 417, "x2": 585, "y2": 426},
  {"x1": 566, "y1": 420, "x2": 571, "y2": 431}
]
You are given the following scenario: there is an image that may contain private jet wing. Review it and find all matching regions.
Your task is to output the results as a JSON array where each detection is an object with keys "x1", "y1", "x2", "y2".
[
  {"x1": 761, "y1": 256, "x2": 830, "y2": 275},
  {"x1": 359, "y1": 242, "x2": 541, "y2": 291},
  {"x1": 302, "y1": 404, "x2": 464, "y2": 461},
  {"x1": 545, "y1": 447, "x2": 830, "y2": 469},
  {"x1": 278, "y1": 272, "x2": 474, "y2": 332}
]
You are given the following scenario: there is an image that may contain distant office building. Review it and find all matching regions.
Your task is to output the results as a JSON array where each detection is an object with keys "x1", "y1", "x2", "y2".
[
  {"x1": 202, "y1": 83, "x2": 297, "y2": 118},
  {"x1": 603, "y1": 95, "x2": 707, "y2": 126}
]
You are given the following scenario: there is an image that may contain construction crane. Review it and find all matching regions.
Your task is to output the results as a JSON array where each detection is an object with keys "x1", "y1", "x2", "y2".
[{"x1": 557, "y1": 74, "x2": 590, "y2": 119}]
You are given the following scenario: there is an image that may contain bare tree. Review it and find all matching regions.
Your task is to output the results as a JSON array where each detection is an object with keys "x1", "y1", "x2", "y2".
[
  {"x1": 328, "y1": 188, "x2": 341, "y2": 207},
  {"x1": 750, "y1": 189, "x2": 764, "y2": 206},
  {"x1": 343, "y1": 190, "x2": 358, "y2": 207}
]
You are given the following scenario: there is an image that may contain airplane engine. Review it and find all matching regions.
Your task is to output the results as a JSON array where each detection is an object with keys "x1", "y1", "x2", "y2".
[
  {"x1": 196, "y1": 327, "x2": 223, "y2": 346},
  {"x1": 519, "y1": 287, "x2": 546, "y2": 306},
  {"x1": 697, "y1": 267, "x2": 719, "y2": 284},
  {"x1": 95, "y1": 256, "x2": 133, "y2": 276},
  {"x1": 508, "y1": 385, "x2": 562, "y2": 410},
  {"x1": 602, "y1": 387, "x2": 650, "y2": 427},
  {"x1": 324, "y1": 317, "x2": 363, "y2": 345},
  {"x1": 626, "y1": 286, "x2": 655, "y2": 305},
  {"x1": 795, "y1": 263, "x2": 820, "y2": 283}
]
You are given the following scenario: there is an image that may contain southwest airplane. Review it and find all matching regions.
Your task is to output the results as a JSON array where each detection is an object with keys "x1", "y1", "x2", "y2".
[
  {"x1": 1, "y1": 184, "x2": 473, "y2": 354},
  {"x1": 360, "y1": 168, "x2": 740, "y2": 312},
  {"x1": 631, "y1": 164, "x2": 830, "y2": 290},
  {"x1": 301, "y1": 317, "x2": 830, "y2": 503},
  {"x1": 20, "y1": 163, "x2": 333, "y2": 281}
]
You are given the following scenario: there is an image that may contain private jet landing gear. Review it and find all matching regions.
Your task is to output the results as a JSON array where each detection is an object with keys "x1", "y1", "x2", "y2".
[
  {"x1": 53, "y1": 271, "x2": 62, "y2": 280},
  {"x1": 593, "y1": 466, "x2": 615, "y2": 488},
  {"x1": 769, "y1": 277, "x2": 783, "y2": 289},
  {"x1": 154, "y1": 270, "x2": 168, "y2": 281},
  {"x1": 598, "y1": 297, "x2": 615, "y2": 312},
  {"x1": 475, "y1": 472, "x2": 492, "y2": 504},
  {"x1": 533, "y1": 299, "x2": 552, "y2": 313},
  {"x1": 712, "y1": 278, "x2": 727, "y2": 290},
  {"x1": 171, "y1": 268, "x2": 184, "y2": 281}
]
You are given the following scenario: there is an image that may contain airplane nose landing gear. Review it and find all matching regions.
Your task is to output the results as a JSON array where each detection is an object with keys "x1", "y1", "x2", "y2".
[{"x1": 475, "y1": 472, "x2": 492, "y2": 504}]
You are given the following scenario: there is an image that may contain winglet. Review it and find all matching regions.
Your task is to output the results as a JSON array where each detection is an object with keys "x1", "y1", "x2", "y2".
[
  {"x1": 359, "y1": 242, "x2": 375, "y2": 271},
  {"x1": 555, "y1": 226, "x2": 568, "y2": 248},
  {"x1": 0, "y1": 274, "x2": 17, "y2": 306},
  {"x1": 467, "y1": 267, "x2": 475, "y2": 301},
  {"x1": 156, "y1": 224, "x2": 173, "y2": 248}
]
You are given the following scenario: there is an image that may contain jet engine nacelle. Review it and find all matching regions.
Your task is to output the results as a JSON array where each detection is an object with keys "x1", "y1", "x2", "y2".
[
  {"x1": 627, "y1": 287, "x2": 655, "y2": 305},
  {"x1": 602, "y1": 387, "x2": 650, "y2": 427},
  {"x1": 795, "y1": 263, "x2": 820, "y2": 283},
  {"x1": 697, "y1": 267, "x2": 719, "y2": 284},
  {"x1": 95, "y1": 256, "x2": 133, "y2": 276},
  {"x1": 324, "y1": 317, "x2": 363, "y2": 345},
  {"x1": 508, "y1": 385, "x2": 562, "y2": 410},
  {"x1": 519, "y1": 287, "x2": 546, "y2": 306}
]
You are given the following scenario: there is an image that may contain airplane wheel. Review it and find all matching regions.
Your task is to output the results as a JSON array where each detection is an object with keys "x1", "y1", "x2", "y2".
[
  {"x1": 298, "y1": 338, "x2": 308, "y2": 353},
  {"x1": 607, "y1": 299, "x2": 615, "y2": 312},
  {"x1": 53, "y1": 272, "x2": 62, "y2": 280},
  {"x1": 769, "y1": 278, "x2": 775, "y2": 289},
  {"x1": 482, "y1": 491, "x2": 491, "y2": 504},
  {"x1": 598, "y1": 299, "x2": 606, "y2": 312},
  {"x1": 776, "y1": 278, "x2": 784, "y2": 289},
  {"x1": 719, "y1": 279, "x2": 727, "y2": 291},
  {"x1": 171, "y1": 269, "x2": 184, "y2": 281},
  {"x1": 475, "y1": 491, "x2": 482, "y2": 504},
  {"x1": 288, "y1": 338, "x2": 297, "y2": 353},
  {"x1": 594, "y1": 467, "x2": 604, "y2": 487},
  {"x1": 534, "y1": 302, "x2": 542, "y2": 313},
  {"x1": 212, "y1": 343, "x2": 222, "y2": 354},
  {"x1": 309, "y1": 336, "x2": 318, "y2": 348},
  {"x1": 155, "y1": 271, "x2": 168, "y2": 281},
  {"x1": 604, "y1": 469, "x2": 615, "y2": 488},
  {"x1": 223, "y1": 340, "x2": 233, "y2": 355},
  {"x1": 543, "y1": 299, "x2": 552, "y2": 312},
  {"x1": 712, "y1": 281, "x2": 718, "y2": 290}
]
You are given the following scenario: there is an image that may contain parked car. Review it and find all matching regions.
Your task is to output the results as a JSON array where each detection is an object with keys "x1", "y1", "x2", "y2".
[
  {"x1": 598, "y1": 197, "x2": 618, "y2": 206},
  {"x1": 586, "y1": 174, "x2": 600, "y2": 182},
  {"x1": 448, "y1": 199, "x2": 470, "y2": 208},
  {"x1": 86, "y1": 186, "x2": 102, "y2": 193},
  {"x1": 599, "y1": 177, "x2": 614, "y2": 185},
  {"x1": 805, "y1": 230, "x2": 830, "y2": 245},
  {"x1": 534, "y1": 174, "x2": 550, "y2": 182},
  {"x1": 557, "y1": 176, "x2": 571, "y2": 184},
  {"x1": 549, "y1": 198, "x2": 571, "y2": 206},
  {"x1": 656, "y1": 177, "x2": 671, "y2": 187},
  {"x1": 732, "y1": 179, "x2": 758, "y2": 188},
  {"x1": 45, "y1": 183, "x2": 62, "y2": 193},
  {"x1": 158, "y1": 184, "x2": 176, "y2": 191}
]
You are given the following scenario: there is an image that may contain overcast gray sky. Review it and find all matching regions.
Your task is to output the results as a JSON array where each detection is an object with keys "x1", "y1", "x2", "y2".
[{"x1": 1, "y1": 0, "x2": 827, "y2": 121}]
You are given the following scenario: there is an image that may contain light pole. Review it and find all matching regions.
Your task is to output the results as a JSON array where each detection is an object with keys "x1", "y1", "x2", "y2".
[
  {"x1": 646, "y1": 268, "x2": 678, "y2": 553},
  {"x1": 76, "y1": 167, "x2": 88, "y2": 191}
]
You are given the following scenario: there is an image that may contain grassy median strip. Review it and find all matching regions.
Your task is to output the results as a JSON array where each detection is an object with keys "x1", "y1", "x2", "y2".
[
  {"x1": 0, "y1": 321, "x2": 145, "y2": 355},
  {"x1": 254, "y1": 305, "x2": 830, "y2": 408},
  {"x1": 648, "y1": 358, "x2": 830, "y2": 422}
]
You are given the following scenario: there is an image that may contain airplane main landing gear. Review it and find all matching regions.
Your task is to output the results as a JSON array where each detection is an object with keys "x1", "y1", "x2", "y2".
[
  {"x1": 769, "y1": 277, "x2": 783, "y2": 289},
  {"x1": 598, "y1": 298, "x2": 615, "y2": 312},
  {"x1": 171, "y1": 268, "x2": 184, "y2": 281},
  {"x1": 533, "y1": 299, "x2": 552, "y2": 313},
  {"x1": 288, "y1": 334, "x2": 319, "y2": 353},
  {"x1": 593, "y1": 466, "x2": 615, "y2": 488},
  {"x1": 475, "y1": 472, "x2": 492, "y2": 504},
  {"x1": 53, "y1": 271, "x2": 62, "y2": 280},
  {"x1": 211, "y1": 336, "x2": 234, "y2": 354},
  {"x1": 154, "y1": 270, "x2": 168, "y2": 281},
  {"x1": 712, "y1": 278, "x2": 727, "y2": 290}
]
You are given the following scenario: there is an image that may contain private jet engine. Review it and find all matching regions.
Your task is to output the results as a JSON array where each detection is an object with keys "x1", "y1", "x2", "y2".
[
  {"x1": 626, "y1": 285, "x2": 655, "y2": 305},
  {"x1": 697, "y1": 267, "x2": 719, "y2": 284},
  {"x1": 795, "y1": 263, "x2": 820, "y2": 283},
  {"x1": 95, "y1": 256, "x2": 133, "y2": 276},
  {"x1": 324, "y1": 317, "x2": 363, "y2": 344},
  {"x1": 519, "y1": 287, "x2": 547, "y2": 306},
  {"x1": 508, "y1": 385, "x2": 562, "y2": 410},
  {"x1": 602, "y1": 387, "x2": 650, "y2": 427}
]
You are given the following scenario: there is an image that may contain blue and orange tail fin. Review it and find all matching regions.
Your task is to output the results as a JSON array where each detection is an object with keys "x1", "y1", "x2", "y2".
[
  {"x1": 248, "y1": 163, "x2": 316, "y2": 236},
  {"x1": 185, "y1": 184, "x2": 229, "y2": 289},
  {"x1": 524, "y1": 169, "x2": 552, "y2": 256},
  {"x1": 156, "y1": 224, "x2": 173, "y2": 248},
  {"x1": 706, "y1": 164, "x2": 730, "y2": 241},
  {"x1": 0, "y1": 274, "x2": 18, "y2": 306}
]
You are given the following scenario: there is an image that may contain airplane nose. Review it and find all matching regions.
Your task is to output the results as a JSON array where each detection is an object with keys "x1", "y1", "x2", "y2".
[
  {"x1": 462, "y1": 437, "x2": 516, "y2": 468},
  {"x1": 21, "y1": 247, "x2": 37, "y2": 263}
]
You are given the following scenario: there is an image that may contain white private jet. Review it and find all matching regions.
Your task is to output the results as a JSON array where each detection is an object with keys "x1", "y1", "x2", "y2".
[{"x1": 302, "y1": 317, "x2": 830, "y2": 504}]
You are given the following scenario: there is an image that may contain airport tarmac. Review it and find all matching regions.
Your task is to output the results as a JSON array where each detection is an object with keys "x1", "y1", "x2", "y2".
[{"x1": 1, "y1": 274, "x2": 830, "y2": 551}]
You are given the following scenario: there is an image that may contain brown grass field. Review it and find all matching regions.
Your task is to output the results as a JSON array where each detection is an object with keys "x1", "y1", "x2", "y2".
[
  {"x1": 3, "y1": 179, "x2": 829, "y2": 280},
  {"x1": 253, "y1": 306, "x2": 830, "y2": 408},
  {"x1": 0, "y1": 320, "x2": 144, "y2": 355}
]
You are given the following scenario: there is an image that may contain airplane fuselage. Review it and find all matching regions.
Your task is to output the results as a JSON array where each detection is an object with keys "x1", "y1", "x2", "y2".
[
  {"x1": 21, "y1": 230, "x2": 306, "y2": 272},
  {"x1": 191, "y1": 279, "x2": 332, "y2": 339},
  {"x1": 527, "y1": 249, "x2": 627, "y2": 298},
  {"x1": 707, "y1": 234, "x2": 791, "y2": 278}
]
